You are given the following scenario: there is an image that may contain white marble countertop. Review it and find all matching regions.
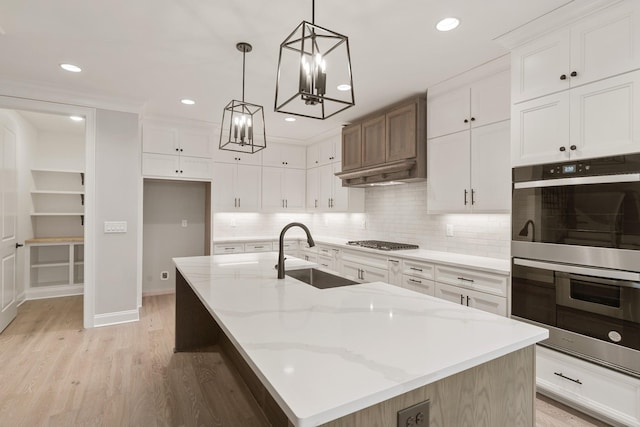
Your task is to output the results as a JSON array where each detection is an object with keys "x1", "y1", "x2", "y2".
[
  {"x1": 174, "y1": 252, "x2": 547, "y2": 427},
  {"x1": 214, "y1": 235, "x2": 510, "y2": 274}
]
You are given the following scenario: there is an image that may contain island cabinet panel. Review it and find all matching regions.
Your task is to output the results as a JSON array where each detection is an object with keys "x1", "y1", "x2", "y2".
[{"x1": 321, "y1": 345, "x2": 535, "y2": 427}]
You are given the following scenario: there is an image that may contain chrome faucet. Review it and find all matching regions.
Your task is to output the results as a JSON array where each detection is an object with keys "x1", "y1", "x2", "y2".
[{"x1": 277, "y1": 222, "x2": 315, "y2": 279}]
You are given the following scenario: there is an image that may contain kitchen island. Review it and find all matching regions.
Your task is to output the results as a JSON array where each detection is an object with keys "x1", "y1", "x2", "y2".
[{"x1": 174, "y1": 252, "x2": 548, "y2": 427}]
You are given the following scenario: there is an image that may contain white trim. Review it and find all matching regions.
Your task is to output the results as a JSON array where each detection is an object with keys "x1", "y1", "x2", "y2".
[
  {"x1": 25, "y1": 284, "x2": 83, "y2": 300},
  {"x1": 137, "y1": 118, "x2": 144, "y2": 308},
  {"x1": 16, "y1": 292, "x2": 26, "y2": 307},
  {"x1": 0, "y1": 77, "x2": 143, "y2": 114},
  {"x1": 93, "y1": 308, "x2": 140, "y2": 328}
]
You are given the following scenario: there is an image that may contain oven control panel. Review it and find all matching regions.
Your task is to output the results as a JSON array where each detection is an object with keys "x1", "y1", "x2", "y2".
[{"x1": 513, "y1": 153, "x2": 640, "y2": 182}]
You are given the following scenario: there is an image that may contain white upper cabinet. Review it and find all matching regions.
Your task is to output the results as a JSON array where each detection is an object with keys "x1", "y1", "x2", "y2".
[
  {"x1": 512, "y1": 69, "x2": 640, "y2": 165},
  {"x1": 511, "y1": 0, "x2": 640, "y2": 103},
  {"x1": 212, "y1": 146, "x2": 263, "y2": 166},
  {"x1": 262, "y1": 167, "x2": 306, "y2": 211},
  {"x1": 306, "y1": 135, "x2": 341, "y2": 168},
  {"x1": 261, "y1": 142, "x2": 306, "y2": 169},
  {"x1": 142, "y1": 122, "x2": 213, "y2": 158},
  {"x1": 427, "y1": 68, "x2": 510, "y2": 139},
  {"x1": 212, "y1": 162, "x2": 261, "y2": 211}
]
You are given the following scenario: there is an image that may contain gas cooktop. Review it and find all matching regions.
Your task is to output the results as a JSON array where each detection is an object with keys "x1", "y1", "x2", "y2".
[{"x1": 346, "y1": 240, "x2": 419, "y2": 251}]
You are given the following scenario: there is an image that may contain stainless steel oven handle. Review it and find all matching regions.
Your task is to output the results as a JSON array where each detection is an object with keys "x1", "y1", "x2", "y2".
[
  {"x1": 567, "y1": 273, "x2": 640, "y2": 290},
  {"x1": 513, "y1": 258, "x2": 640, "y2": 282},
  {"x1": 513, "y1": 173, "x2": 640, "y2": 189}
]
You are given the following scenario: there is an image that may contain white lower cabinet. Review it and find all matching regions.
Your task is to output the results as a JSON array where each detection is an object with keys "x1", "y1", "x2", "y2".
[
  {"x1": 434, "y1": 265, "x2": 508, "y2": 316},
  {"x1": 25, "y1": 239, "x2": 84, "y2": 299},
  {"x1": 341, "y1": 250, "x2": 388, "y2": 283},
  {"x1": 536, "y1": 345, "x2": 640, "y2": 427},
  {"x1": 316, "y1": 245, "x2": 341, "y2": 272},
  {"x1": 402, "y1": 275, "x2": 435, "y2": 296},
  {"x1": 401, "y1": 259, "x2": 436, "y2": 296},
  {"x1": 243, "y1": 242, "x2": 272, "y2": 253},
  {"x1": 213, "y1": 243, "x2": 244, "y2": 254}
]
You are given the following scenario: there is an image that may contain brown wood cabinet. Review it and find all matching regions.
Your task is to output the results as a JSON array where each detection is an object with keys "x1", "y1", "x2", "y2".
[{"x1": 339, "y1": 96, "x2": 426, "y2": 186}]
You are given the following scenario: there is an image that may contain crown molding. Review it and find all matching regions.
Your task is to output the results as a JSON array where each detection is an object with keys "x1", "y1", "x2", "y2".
[{"x1": 0, "y1": 77, "x2": 144, "y2": 114}]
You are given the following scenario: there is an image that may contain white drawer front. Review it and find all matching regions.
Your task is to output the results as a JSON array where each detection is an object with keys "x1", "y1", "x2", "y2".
[
  {"x1": 434, "y1": 283, "x2": 507, "y2": 316},
  {"x1": 402, "y1": 275, "x2": 435, "y2": 296},
  {"x1": 435, "y1": 265, "x2": 508, "y2": 297},
  {"x1": 244, "y1": 242, "x2": 271, "y2": 253},
  {"x1": 402, "y1": 259, "x2": 435, "y2": 280},
  {"x1": 536, "y1": 346, "x2": 640, "y2": 427},
  {"x1": 272, "y1": 241, "x2": 300, "y2": 252},
  {"x1": 213, "y1": 244, "x2": 244, "y2": 254}
]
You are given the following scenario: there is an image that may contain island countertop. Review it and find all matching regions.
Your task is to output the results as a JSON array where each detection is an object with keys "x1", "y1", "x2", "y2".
[{"x1": 173, "y1": 252, "x2": 548, "y2": 427}]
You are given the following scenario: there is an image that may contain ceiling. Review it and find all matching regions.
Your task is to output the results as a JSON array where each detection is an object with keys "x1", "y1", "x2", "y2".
[
  {"x1": 0, "y1": 0, "x2": 572, "y2": 144},
  {"x1": 15, "y1": 110, "x2": 85, "y2": 135}
]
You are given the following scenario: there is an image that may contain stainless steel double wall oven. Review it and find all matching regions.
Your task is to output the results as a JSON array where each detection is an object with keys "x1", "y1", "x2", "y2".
[{"x1": 511, "y1": 154, "x2": 640, "y2": 377}]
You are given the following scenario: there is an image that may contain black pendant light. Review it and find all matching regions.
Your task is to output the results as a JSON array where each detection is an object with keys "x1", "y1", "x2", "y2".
[
  {"x1": 220, "y1": 42, "x2": 266, "y2": 154},
  {"x1": 274, "y1": 0, "x2": 355, "y2": 120}
]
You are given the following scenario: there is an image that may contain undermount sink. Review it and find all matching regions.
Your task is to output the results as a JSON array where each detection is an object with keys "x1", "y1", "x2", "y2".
[{"x1": 285, "y1": 268, "x2": 359, "y2": 289}]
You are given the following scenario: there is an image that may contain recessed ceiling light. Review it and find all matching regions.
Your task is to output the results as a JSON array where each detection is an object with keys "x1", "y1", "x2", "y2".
[
  {"x1": 181, "y1": 99, "x2": 195, "y2": 105},
  {"x1": 285, "y1": 117, "x2": 296, "y2": 122},
  {"x1": 337, "y1": 84, "x2": 351, "y2": 91},
  {"x1": 436, "y1": 17, "x2": 460, "y2": 32},
  {"x1": 60, "y1": 63, "x2": 82, "y2": 73},
  {"x1": 69, "y1": 116, "x2": 84, "y2": 122}
]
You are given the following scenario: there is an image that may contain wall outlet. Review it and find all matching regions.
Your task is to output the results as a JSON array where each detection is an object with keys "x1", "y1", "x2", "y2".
[
  {"x1": 397, "y1": 399, "x2": 430, "y2": 427},
  {"x1": 181, "y1": 219, "x2": 188, "y2": 227},
  {"x1": 160, "y1": 271, "x2": 169, "y2": 280},
  {"x1": 446, "y1": 223, "x2": 454, "y2": 237}
]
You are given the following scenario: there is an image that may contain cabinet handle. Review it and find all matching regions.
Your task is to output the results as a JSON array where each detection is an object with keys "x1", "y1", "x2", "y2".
[
  {"x1": 554, "y1": 372, "x2": 582, "y2": 385},
  {"x1": 180, "y1": 170, "x2": 183, "y2": 174},
  {"x1": 470, "y1": 117, "x2": 475, "y2": 122},
  {"x1": 314, "y1": 199, "x2": 318, "y2": 208},
  {"x1": 176, "y1": 170, "x2": 179, "y2": 173},
  {"x1": 457, "y1": 277, "x2": 474, "y2": 283},
  {"x1": 570, "y1": 145, "x2": 577, "y2": 151},
  {"x1": 471, "y1": 189, "x2": 476, "y2": 205},
  {"x1": 180, "y1": 148, "x2": 183, "y2": 152},
  {"x1": 560, "y1": 74, "x2": 567, "y2": 80},
  {"x1": 464, "y1": 189, "x2": 468, "y2": 205},
  {"x1": 15, "y1": 243, "x2": 24, "y2": 249},
  {"x1": 254, "y1": 246, "x2": 264, "y2": 249},
  {"x1": 464, "y1": 118, "x2": 469, "y2": 123},
  {"x1": 238, "y1": 198, "x2": 240, "y2": 207},
  {"x1": 286, "y1": 199, "x2": 288, "y2": 208},
  {"x1": 570, "y1": 71, "x2": 578, "y2": 77},
  {"x1": 466, "y1": 295, "x2": 470, "y2": 306},
  {"x1": 389, "y1": 259, "x2": 399, "y2": 264},
  {"x1": 408, "y1": 278, "x2": 422, "y2": 284},
  {"x1": 175, "y1": 148, "x2": 179, "y2": 152},
  {"x1": 460, "y1": 294, "x2": 464, "y2": 304},
  {"x1": 410, "y1": 267, "x2": 422, "y2": 272},
  {"x1": 559, "y1": 146, "x2": 566, "y2": 152}
]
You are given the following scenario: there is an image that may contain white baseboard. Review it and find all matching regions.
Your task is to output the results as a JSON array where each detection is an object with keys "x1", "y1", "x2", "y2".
[
  {"x1": 25, "y1": 285, "x2": 83, "y2": 300},
  {"x1": 16, "y1": 291, "x2": 26, "y2": 307},
  {"x1": 142, "y1": 289, "x2": 176, "y2": 297},
  {"x1": 93, "y1": 308, "x2": 139, "y2": 328}
]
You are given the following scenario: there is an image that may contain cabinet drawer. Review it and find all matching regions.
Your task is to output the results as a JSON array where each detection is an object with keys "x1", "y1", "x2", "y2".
[
  {"x1": 435, "y1": 265, "x2": 508, "y2": 297},
  {"x1": 537, "y1": 346, "x2": 640, "y2": 427},
  {"x1": 244, "y1": 242, "x2": 272, "y2": 253},
  {"x1": 272, "y1": 241, "x2": 299, "y2": 253},
  {"x1": 213, "y1": 244, "x2": 244, "y2": 254},
  {"x1": 401, "y1": 275, "x2": 435, "y2": 296},
  {"x1": 402, "y1": 259, "x2": 435, "y2": 280}
]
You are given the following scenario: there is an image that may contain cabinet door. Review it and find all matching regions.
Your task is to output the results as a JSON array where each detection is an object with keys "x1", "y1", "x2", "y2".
[
  {"x1": 283, "y1": 168, "x2": 306, "y2": 209},
  {"x1": 427, "y1": 85, "x2": 470, "y2": 138},
  {"x1": 427, "y1": 132, "x2": 471, "y2": 213},
  {"x1": 388, "y1": 259, "x2": 402, "y2": 287},
  {"x1": 236, "y1": 164, "x2": 262, "y2": 210},
  {"x1": 261, "y1": 143, "x2": 284, "y2": 168},
  {"x1": 570, "y1": 1, "x2": 640, "y2": 90},
  {"x1": 142, "y1": 125, "x2": 179, "y2": 155},
  {"x1": 341, "y1": 124, "x2": 362, "y2": 171},
  {"x1": 435, "y1": 282, "x2": 464, "y2": 306},
  {"x1": 261, "y1": 166, "x2": 284, "y2": 209},
  {"x1": 361, "y1": 265, "x2": 388, "y2": 283},
  {"x1": 569, "y1": 70, "x2": 640, "y2": 160},
  {"x1": 306, "y1": 144, "x2": 319, "y2": 168},
  {"x1": 318, "y1": 138, "x2": 339, "y2": 166},
  {"x1": 511, "y1": 30, "x2": 571, "y2": 103},
  {"x1": 179, "y1": 131, "x2": 213, "y2": 158},
  {"x1": 361, "y1": 115, "x2": 386, "y2": 167},
  {"x1": 470, "y1": 121, "x2": 511, "y2": 212},
  {"x1": 471, "y1": 69, "x2": 511, "y2": 128},
  {"x1": 511, "y1": 91, "x2": 571, "y2": 166},
  {"x1": 465, "y1": 286, "x2": 507, "y2": 316},
  {"x1": 142, "y1": 153, "x2": 180, "y2": 177},
  {"x1": 386, "y1": 102, "x2": 416, "y2": 162},
  {"x1": 341, "y1": 260, "x2": 362, "y2": 283},
  {"x1": 180, "y1": 156, "x2": 212, "y2": 180},
  {"x1": 318, "y1": 163, "x2": 333, "y2": 210},
  {"x1": 284, "y1": 145, "x2": 307, "y2": 169},
  {"x1": 212, "y1": 162, "x2": 237, "y2": 210},
  {"x1": 306, "y1": 167, "x2": 319, "y2": 210}
]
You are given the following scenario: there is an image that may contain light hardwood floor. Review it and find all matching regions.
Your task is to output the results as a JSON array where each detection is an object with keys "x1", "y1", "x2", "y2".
[{"x1": 0, "y1": 294, "x2": 612, "y2": 427}]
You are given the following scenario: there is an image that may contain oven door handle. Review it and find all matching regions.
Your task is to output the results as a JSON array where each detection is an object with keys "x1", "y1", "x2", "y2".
[
  {"x1": 513, "y1": 173, "x2": 640, "y2": 189},
  {"x1": 513, "y1": 258, "x2": 640, "y2": 282},
  {"x1": 567, "y1": 273, "x2": 640, "y2": 290}
]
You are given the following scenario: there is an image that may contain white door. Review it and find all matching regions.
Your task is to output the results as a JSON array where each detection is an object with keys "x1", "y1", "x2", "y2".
[
  {"x1": 470, "y1": 121, "x2": 511, "y2": 212},
  {"x1": 261, "y1": 166, "x2": 284, "y2": 210},
  {"x1": 283, "y1": 168, "x2": 306, "y2": 210},
  {"x1": 427, "y1": 85, "x2": 470, "y2": 138},
  {"x1": 235, "y1": 164, "x2": 262, "y2": 211},
  {"x1": 1, "y1": 125, "x2": 18, "y2": 333},
  {"x1": 306, "y1": 167, "x2": 319, "y2": 210},
  {"x1": 212, "y1": 162, "x2": 237, "y2": 211},
  {"x1": 427, "y1": 131, "x2": 471, "y2": 213}
]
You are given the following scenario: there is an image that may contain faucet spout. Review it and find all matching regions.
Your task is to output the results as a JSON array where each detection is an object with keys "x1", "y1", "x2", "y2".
[{"x1": 277, "y1": 222, "x2": 315, "y2": 279}]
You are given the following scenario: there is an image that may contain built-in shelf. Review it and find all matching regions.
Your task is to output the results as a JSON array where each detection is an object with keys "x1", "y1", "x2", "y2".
[
  {"x1": 25, "y1": 238, "x2": 84, "y2": 299},
  {"x1": 31, "y1": 190, "x2": 84, "y2": 195},
  {"x1": 30, "y1": 212, "x2": 84, "y2": 216},
  {"x1": 31, "y1": 262, "x2": 69, "y2": 269}
]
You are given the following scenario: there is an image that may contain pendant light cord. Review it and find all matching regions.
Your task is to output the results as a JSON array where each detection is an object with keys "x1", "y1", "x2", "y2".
[
  {"x1": 311, "y1": 0, "x2": 315, "y2": 24},
  {"x1": 241, "y1": 49, "x2": 246, "y2": 103}
]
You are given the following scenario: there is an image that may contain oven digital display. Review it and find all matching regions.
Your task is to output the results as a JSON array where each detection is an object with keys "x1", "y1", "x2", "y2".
[{"x1": 562, "y1": 164, "x2": 576, "y2": 173}]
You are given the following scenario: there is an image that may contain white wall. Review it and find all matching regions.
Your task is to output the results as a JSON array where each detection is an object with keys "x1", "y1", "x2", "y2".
[
  {"x1": 93, "y1": 109, "x2": 140, "y2": 322},
  {"x1": 32, "y1": 130, "x2": 85, "y2": 170},
  {"x1": 213, "y1": 181, "x2": 511, "y2": 259},
  {"x1": 143, "y1": 179, "x2": 207, "y2": 295}
]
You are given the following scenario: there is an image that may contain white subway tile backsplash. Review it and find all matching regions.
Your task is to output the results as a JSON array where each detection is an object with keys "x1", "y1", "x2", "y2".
[{"x1": 213, "y1": 181, "x2": 510, "y2": 259}]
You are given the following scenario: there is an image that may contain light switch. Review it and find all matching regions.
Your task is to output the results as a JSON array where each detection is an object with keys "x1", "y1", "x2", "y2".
[{"x1": 104, "y1": 221, "x2": 127, "y2": 233}]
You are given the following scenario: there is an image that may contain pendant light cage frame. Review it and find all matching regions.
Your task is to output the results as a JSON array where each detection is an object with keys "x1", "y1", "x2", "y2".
[
  {"x1": 274, "y1": 20, "x2": 355, "y2": 120},
  {"x1": 220, "y1": 42, "x2": 267, "y2": 154}
]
